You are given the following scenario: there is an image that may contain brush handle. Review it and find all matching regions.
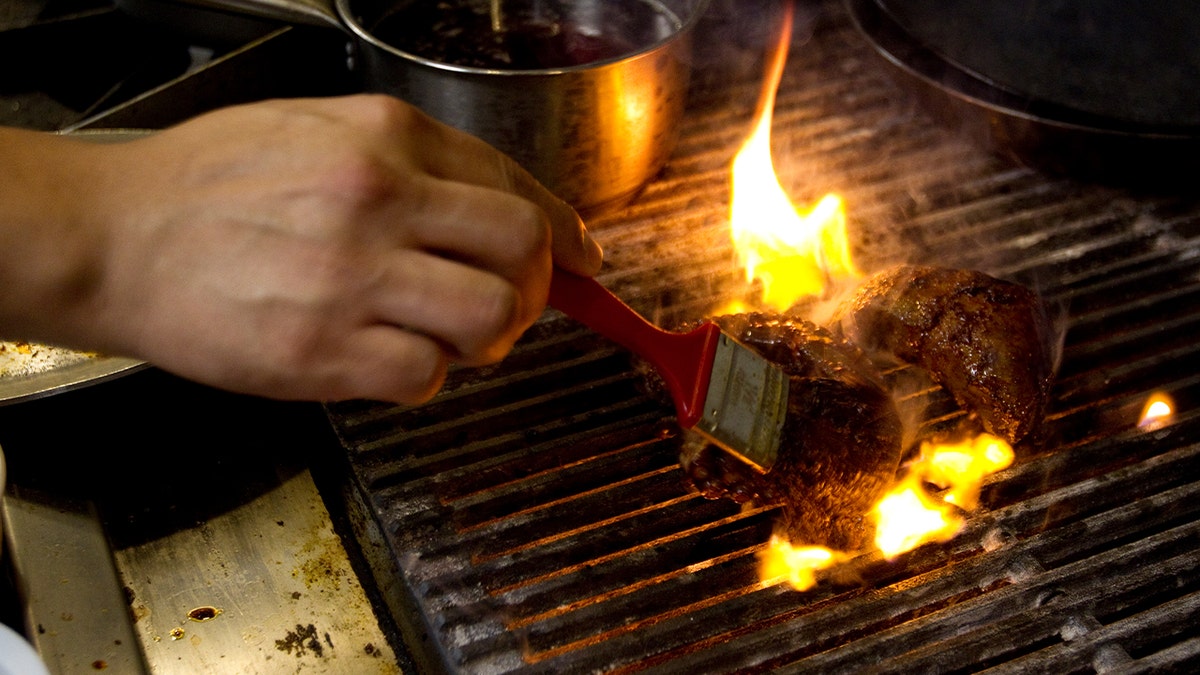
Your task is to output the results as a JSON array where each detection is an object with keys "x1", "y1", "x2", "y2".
[{"x1": 548, "y1": 268, "x2": 719, "y2": 428}]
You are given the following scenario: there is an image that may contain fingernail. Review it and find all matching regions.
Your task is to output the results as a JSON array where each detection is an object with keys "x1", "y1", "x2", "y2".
[{"x1": 583, "y1": 229, "x2": 604, "y2": 272}]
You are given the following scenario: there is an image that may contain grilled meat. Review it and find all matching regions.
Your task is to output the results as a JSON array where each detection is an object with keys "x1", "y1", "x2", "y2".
[
  {"x1": 830, "y1": 265, "x2": 1055, "y2": 443},
  {"x1": 677, "y1": 314, "x2": 905, "y2": 552},
  {"x1": 668, "y1": 266, "x2": 1052, "y2": 552}
]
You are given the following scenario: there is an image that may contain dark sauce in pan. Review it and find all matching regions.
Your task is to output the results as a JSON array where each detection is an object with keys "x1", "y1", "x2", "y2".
[{"x1": 370, "y1": 0, "x2": 682, "y2": 70}]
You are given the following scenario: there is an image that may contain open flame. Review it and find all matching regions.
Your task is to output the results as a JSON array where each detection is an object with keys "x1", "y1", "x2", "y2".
[
  {"x1": 874, "y1": 434, "x2": 1014, "y2": 559},
  {"x1": 1138, "y1": 392, "x2": 1174, "y2": 430},
  {"x1": 872, "y1": 481, "x2": 958, "y2": 559},
  {"x1": 760, "y1": 433, "x2": 1015, "y2": 589},
  {"x1": 758, "y1": 536, "x2": 844, "y2": 590},
  {"x1": 729, "y1": 4, "x2": 1015, "y2": 590},
  {"x1": 917, "y1": 434, "x2": 1016, "y2": 511},
  {"x1": 729, "y1": 2, "x2": 858, "y2": 312},
  {"x1": 768, "y1": 435, "x2": 1014, "y2": 586}
]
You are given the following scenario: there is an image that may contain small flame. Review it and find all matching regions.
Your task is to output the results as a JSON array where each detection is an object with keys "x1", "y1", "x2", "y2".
[
  {"x1": 873, "y1": 479, "x2": 959, "y2": 559},
  {"x1": 921, "y1": 435, "x2": 1015, "y2": 511},
  {"x1": 728, "y1": 2, "x2": 859, "y2": 311},
  {"x1": 1139, "y1": 392, "x2": 1174, "y2": 430},
  {"x1": 760, "y1": 433, "x2": 1014, "y2": 587},
  {"x1": 759, "y1": 536, "x2": 843, "y2": 591},
  {"x1": 714, "y1": 298, "x2": 753, "y2": 316},
  {"x1": 874, "y1": 434, "x2": 1014, "y2": 560}
]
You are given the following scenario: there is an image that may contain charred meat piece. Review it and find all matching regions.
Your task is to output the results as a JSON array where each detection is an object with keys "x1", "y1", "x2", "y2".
[
  {"x1": 677, "y1": 314, "x2": 904, "y2": 552},
  {"x1": 831, "y1": 265, "x2": 1055, "y2": 444}
]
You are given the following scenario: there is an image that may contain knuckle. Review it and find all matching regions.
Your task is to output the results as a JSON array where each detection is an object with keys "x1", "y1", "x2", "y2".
[
  {"x1": 353, "y1": 94, "x2": 442, "y2": 146},
  {"x1": 493, "y1": 151, "x2": 539, "y2": 197},
  {"x1": 325, "y1": 149, "x2": 398, "y2": 208},
  {"x1": 352, "y1": 93, "x2": 420, "y2": 129},
  {"x1": 501, "y1": 200, "x2": 553, "y2": 267},
  {"x1": 386, "y1": 339, "x2": 448, "y2": 404},
  {"x1": 475, "y1": 280, "x2": 523, "y2": 335},
  {"x1": 458, "y1": 281, "x2": 523, "y2": 364}
]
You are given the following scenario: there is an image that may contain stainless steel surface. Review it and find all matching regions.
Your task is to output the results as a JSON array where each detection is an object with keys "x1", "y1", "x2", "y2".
[
  {"x1": 341, "y1": 0, "x2": 709, "y2": 212},
  {"x1": 844, "y1": 0, "x2": 1200, "y2": 184},
  {"x1": 0, "y1": 348, "x2": 145, "y2": 406},
  {"x1": 68, "y1": 26, "x2": 353, "y2": 132},
  {"x1": 0, "y1": 371, "x2": 405, "y2": 674},
  {"x1": 4, "y1": 472, "x2": 399, "y2": 674},
  {"x1": 115, "y1": 469, "x2": 399, "y2": 673},
  {"x1": 176, "y1": 0, "x2": 342, "y2": 28},
  {"x1": 2, "y1": 490, "x2": 146, "y2": 674},
  {"x1": 870, "y1": 0, "x2": 1200, "y2": 128},
  {"x1": 121, "y1": 0, "x2": 708, "y2": 211}
]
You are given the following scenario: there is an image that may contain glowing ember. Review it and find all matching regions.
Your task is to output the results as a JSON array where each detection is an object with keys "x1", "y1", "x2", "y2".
[
  {"x1": 759, "y1": 535, "x2": 843, "y2": 591},
  {"x1": 1139, "y1": 392, "x2": 1174, "y2": 430},
  {"x1": 728, "y1": 3, "x2": 858, "y2": 311}
]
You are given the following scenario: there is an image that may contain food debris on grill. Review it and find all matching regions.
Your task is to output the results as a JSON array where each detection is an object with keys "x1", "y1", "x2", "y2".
[{"x1": 663, "y1": 265, "x2": 1056, "y2": 554}]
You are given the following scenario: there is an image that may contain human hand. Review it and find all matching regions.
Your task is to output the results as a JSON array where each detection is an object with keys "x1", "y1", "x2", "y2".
[{"x1": 42, "y1": 95, "x2": 603, "y2": 404}]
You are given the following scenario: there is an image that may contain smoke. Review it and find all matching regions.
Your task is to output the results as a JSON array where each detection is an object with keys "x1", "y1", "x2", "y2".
[{"x1": 687, "y1": 0, "x2": 820, "y2": 112}]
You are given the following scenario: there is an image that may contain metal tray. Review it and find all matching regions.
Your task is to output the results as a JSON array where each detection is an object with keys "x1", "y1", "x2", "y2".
[{"x1": 0, "y1": 343, "x2": 145, "y2": 405}]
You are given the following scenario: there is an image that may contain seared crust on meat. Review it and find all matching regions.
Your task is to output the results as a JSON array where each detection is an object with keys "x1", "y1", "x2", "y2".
[
  {"x1": 831, "y1": 265, "x2": 1054, "y2": 443},
  {"x1": 667, "y1": 266, "x2": 1053, "y2": 553},
  {"x1": 677, "y1": 314, "x2": 904, "y2": 551}
]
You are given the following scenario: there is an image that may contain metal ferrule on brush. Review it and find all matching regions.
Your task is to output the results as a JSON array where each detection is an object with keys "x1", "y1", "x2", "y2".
[{"x1": 695, "y1": 334, "x2": 790, "y2": 472}]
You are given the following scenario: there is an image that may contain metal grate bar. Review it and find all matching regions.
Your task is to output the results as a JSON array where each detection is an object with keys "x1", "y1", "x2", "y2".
[{"x1": 325, "y1": 1, "x2": 1200, "y2": 671}]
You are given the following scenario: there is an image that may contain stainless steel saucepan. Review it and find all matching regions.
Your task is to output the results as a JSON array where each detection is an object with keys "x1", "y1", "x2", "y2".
[{"x1": 123, "y1": 0, "x2": 712, "y2": 212}]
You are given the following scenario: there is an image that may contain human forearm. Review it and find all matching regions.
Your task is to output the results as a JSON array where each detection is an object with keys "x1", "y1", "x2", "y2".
[{"x1": 0, "y1": 128, "x2": 111, "y2": 346}]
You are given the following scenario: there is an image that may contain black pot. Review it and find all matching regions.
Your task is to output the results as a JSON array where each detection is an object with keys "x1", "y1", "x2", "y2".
[{"x1": 846, "y1": 0, "x2": 1200, "y2": 187}]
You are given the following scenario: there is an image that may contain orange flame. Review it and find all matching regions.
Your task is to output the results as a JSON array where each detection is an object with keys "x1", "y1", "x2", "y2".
[
  {"x1": 1138, "y1": 392, "x2": 1174, "y2": 430},
  {"x1": 873, "y1": 479, "x2": 959, "y2": 559},
  {"x1": 759, "y1": 535, "x2": 845, "y2": 591},
  {"x1": 731, "y1": 5, "x2": 1012, "y2": 589},
  {"x1": 874, "y1": 434, "x2": 1014, "y2": 559},
  {"x1": 760, "y1": 433, "x2": 1014, "y2": 588},
  {"x1": 919, "y1": 434, "x2": 1015, "y2": 511},
  {"x1": 728, "y1": 2, "x2": 858, "y2": 312}
]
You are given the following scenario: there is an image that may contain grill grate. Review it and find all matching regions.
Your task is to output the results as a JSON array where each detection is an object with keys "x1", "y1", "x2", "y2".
[{"x1": 326, "y1": 2, "x2": 1200, "y2": 672}]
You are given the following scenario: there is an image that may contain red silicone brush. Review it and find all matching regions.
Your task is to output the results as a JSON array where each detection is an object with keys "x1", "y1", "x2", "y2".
[{"x1": 548, "y1": 268, "x2": 789, "y2": 472}]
